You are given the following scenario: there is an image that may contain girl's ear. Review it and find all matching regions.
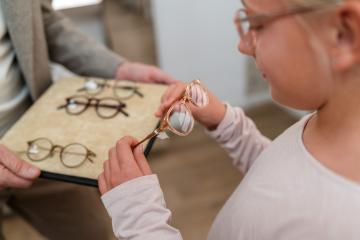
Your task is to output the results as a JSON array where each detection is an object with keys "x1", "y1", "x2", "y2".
[{"x1": 332, "y1": 1, "x2": 360, "y2": 72}]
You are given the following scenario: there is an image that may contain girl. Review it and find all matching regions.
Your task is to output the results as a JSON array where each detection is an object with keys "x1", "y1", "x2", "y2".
[{"x1": 98, "y1": 0, "x2": 360, "y2": 239}]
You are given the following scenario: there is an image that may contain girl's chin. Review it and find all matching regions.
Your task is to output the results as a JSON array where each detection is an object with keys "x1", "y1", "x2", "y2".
[{"x1": 269, "y1": 89, "x2": 293, "y2": 108}]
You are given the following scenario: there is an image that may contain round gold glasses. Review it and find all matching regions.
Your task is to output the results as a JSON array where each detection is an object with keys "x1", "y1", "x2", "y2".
[
  {"x1": 26, "y1": 138, "x2": 96, "y2": 168},
  {"x1": 77, "y1": 78, "x2": 144, "y2": 100}
]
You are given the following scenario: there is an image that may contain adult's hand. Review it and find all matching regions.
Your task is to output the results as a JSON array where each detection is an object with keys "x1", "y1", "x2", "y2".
[
  {"x1": 0, "y1": 145, "x2": 40, "y2": 190},
  {"x1": 98, "y1": 136, "x2": 152, "y2": 195},
  {"x1": 115, "y1": 62, "x2": 178, "y2": 85}
]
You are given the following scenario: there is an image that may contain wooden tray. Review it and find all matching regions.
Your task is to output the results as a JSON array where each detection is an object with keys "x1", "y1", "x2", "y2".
[{"x1": 0, "y1": 77, "x2": 167, "y2": 186}]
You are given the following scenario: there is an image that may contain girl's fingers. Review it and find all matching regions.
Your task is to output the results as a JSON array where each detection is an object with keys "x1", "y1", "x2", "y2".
[
  {"x1": 156, "y1": 83, "x2": 186, "y2": 117},
  {"x1": 109, "y1": 147, "x2": 121, "y2": 176},
  {"x1": 98, "y1": 173, "x2": 108, "y2": 195},
  {"x1": 103, "y1": 159, "x2": 111, "y2": 187},
  {"x1": 115, "y1": 136, "x2": 140, "y2": 172},
  {"x1": 133, "y1": 145, "x2": 152, "y2": 175}
]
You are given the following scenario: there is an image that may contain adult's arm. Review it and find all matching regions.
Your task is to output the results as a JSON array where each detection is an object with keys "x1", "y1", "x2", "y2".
[{"x1": 40, "y1": 0, "x2": 124, "y2": 78}]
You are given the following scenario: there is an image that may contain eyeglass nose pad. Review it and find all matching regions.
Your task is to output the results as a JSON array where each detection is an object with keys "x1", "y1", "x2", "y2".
[{"x1": 49, "y1": 146, "x2": 60, "y2": 157}]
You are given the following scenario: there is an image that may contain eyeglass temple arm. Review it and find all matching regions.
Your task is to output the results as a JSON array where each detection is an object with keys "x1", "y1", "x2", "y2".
[
  {"x1": 57, "y1": 104, "x2": 67, "y2": 110},
  {"x1": 76, "y1": 87, "x2": 86, "y2": 92},
  {"x1": 134, "y1": 89, "x2": 144, "y2": 98},
  {"x1": 120, "y1": 108, "x2": 129, "y2": 117},
  {"x1": 134, "y1": 128, "x2": 161, "y2": 148}
]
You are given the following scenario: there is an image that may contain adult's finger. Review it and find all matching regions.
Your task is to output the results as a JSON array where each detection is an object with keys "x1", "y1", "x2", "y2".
[
  {"x1": 133, "y1": 145, "x2": 152, "y2": 175},
  {"x1": 98, "y1": 172, "x2": 108, "y2": 195},
  {"x1": 0, "y1": 167, "x2": 33, "y2": 189},
  {"x1": 0, "y1": 145, "x2": 40, "y2": 179},
  {"x1": 149, "y1": 67, "x2": 178, "y2": 85}
]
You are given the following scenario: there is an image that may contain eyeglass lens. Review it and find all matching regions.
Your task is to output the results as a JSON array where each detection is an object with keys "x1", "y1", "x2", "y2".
[
  {"x1": 166, "y1": 81, "x2": 209, "y2": 135},
  {"x1": 27, "y1": 138, "x2": 52, "y2": 161},
  {"x1": 188, "y1": 82, "x2": 209, "y2": 107},
  {"x1": 83, "y1": 78, "x2": 105, "y2": 95},
  {"x1": 168, "y1": 102, "x2": 194, "y2": 135},
  {"x1": 114, "y1": 81, "x2": 138, "y2": 99}
]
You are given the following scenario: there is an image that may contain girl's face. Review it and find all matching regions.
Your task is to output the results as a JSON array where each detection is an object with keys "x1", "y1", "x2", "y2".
[{"x1": 237, "y1": 0, "x2": 335, "y2": 110}]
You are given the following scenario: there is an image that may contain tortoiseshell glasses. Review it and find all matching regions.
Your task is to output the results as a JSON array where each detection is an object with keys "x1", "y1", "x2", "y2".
[{"x1": 57, "y1": 95, "x2": 129, "y2": 119}]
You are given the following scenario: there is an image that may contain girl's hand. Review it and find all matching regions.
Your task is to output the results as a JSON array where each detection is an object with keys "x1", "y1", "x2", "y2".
[
  {"x1": 98, "y1": 136, "x2": 152, "y2": 195},
  {"x1": 155, "y1": 81, "x2": 226, "y2": 130}
]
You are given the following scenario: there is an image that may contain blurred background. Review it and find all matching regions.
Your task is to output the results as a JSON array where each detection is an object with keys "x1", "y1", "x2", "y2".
[{"x1": 3, "y1": 0, "x2": 306, "y2": 239}]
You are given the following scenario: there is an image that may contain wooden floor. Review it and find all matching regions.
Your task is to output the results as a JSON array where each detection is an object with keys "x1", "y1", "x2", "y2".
[{"x1": 2, "y1": 2, "x2": 298, "y2": 239}]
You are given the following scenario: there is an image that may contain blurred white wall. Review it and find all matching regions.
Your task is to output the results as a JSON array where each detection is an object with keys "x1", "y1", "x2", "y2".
[
  {"x1": 53, "y1": 0, "x2": 102, "y2": 10},
  {"x1": 152, "y1": 0, "x2": 263, "y2": 107}
]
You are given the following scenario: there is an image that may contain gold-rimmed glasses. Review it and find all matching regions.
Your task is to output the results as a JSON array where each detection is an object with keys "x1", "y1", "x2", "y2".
[
  {"x1": 77, "y1": 78, "x2": 144, "y2": 100},
  {"x1": 234, "y1": 1, "x2": 340, "y2": 46},
  {"x1": 57, "y1": 95, "x2": 129, "y2": 119},
  {"x1": 134, "y1": 79, "x2": 209, "y2": 148},
  {"x1": 25, "y1": 138, "x2": 96, "y2": 168}
]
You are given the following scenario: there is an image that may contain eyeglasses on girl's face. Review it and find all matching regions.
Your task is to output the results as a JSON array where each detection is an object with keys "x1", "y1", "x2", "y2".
[{"x1": 234, "y1": 1, "x2": 341, "y2": 47}]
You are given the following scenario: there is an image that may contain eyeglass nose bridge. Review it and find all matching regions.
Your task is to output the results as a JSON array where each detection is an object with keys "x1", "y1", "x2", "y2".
[
  {"x1": 181, "y1": 95, "x2": 190, "y2": 103},
  {"x1": 87, "y1": 97, "x2": 100, "y2": 105},
  {"x1": 49, "y1": 144, "x2": 63, "y2": 157}
]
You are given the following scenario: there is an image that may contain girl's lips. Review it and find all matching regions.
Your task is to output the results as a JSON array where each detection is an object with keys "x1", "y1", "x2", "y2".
[{"x1": 255, "y1": 62, "x2": 267, "y2": 80}]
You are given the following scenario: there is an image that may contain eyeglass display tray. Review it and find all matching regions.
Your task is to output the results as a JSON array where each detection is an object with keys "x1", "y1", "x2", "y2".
[{"x1": 0, "y1": 77, "x2": 167, "y2": 187}]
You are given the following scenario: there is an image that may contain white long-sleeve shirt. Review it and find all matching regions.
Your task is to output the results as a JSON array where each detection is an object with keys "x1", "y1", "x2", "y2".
[{"x1": 102, "y1": 105, "x2": 360, "y2": 240}]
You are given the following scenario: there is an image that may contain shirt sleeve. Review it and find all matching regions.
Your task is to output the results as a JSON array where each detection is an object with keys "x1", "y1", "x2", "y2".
[
  {"x1": 101, "y1": 174, "x2": 183, "y2": 240},
  {"x1": 40, "y1": 0, "x2": 125, "y2": 78},
  {"x1": 205, "y1": 104, "x2": 271, "y2": 173}
]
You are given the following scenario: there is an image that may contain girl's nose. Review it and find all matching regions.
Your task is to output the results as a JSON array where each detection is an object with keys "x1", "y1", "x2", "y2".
[{"x1": 237, "y1": 39, "x2": 255, "y2": 57}]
